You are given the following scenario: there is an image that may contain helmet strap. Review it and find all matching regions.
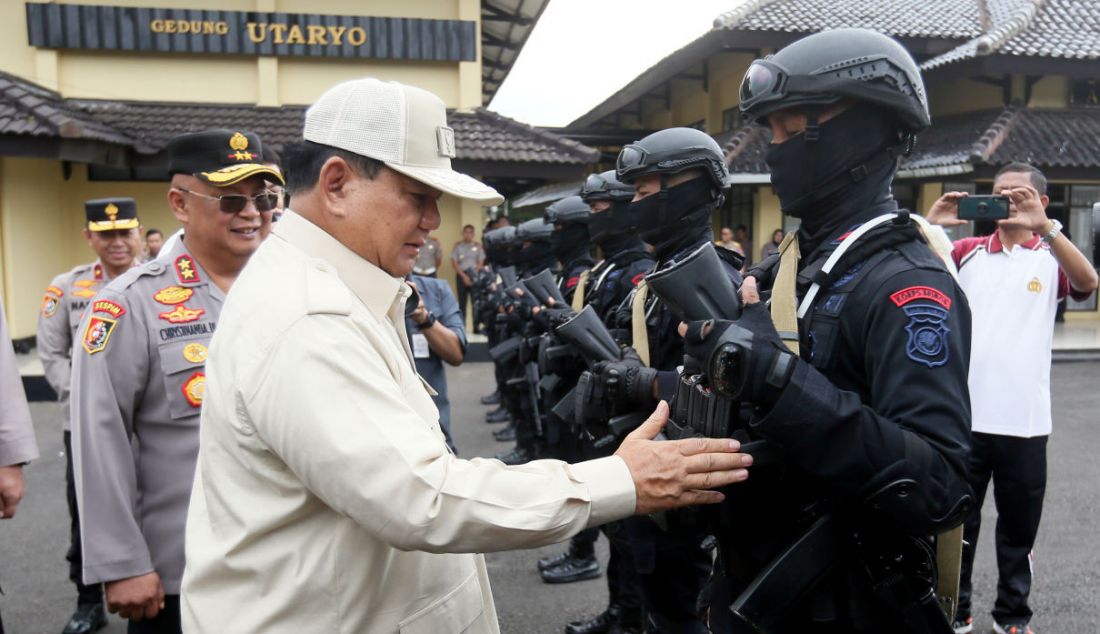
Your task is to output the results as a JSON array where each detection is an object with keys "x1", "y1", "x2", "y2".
[{"x1": 804, "y1": 109, "x2": 821, "y2": 142}]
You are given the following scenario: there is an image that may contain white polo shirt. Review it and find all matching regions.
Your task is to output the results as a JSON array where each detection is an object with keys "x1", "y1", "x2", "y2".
[{"x1": 953, "y1": 233, "x2": 1085, "y2": 438}]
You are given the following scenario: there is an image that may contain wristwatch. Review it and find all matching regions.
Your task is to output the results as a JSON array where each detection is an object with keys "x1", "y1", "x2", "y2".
[
  {"x1": 1040, "y1": 219, "x2": 1063, "y2": 244},
  {"x1": 416, "y1": 312, "x2": 436, "y2": 330}
]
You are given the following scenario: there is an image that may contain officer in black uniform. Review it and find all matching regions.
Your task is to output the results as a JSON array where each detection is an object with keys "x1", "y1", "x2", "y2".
[
  {"x1": 579, "y1": 128, "x2": 743, "y2": 634},
  {"x1": 495, "y1": 218, "x2": 558, "y2": 465},
  {"x1": 556, "y1": 172, "x2": 655, "y2": 633},
  {"x1": 677, "y1": 28, "x2": 974, "y2": 633}
]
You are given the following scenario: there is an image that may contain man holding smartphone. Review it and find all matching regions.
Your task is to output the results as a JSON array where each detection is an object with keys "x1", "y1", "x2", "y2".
[{"x1": 926, "y1": 162, "x2": 1098, "y2": 634}]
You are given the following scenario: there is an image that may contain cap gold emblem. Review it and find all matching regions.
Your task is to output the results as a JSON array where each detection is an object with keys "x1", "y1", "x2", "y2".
[
  {"x1": 1028, "y1": 277, "x2": 1042, "y2": 293},
  {"x1": 105, "y1": 203, "x2": 119, "y2": 221},
  {"x1": 229, "y1": 132, "x2": 249, "y2": 151}
]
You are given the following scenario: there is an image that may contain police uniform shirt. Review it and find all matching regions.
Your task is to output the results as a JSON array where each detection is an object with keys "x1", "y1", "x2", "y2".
[
  {"x1": 413, "y1": 236, "x2": 442, "y2": 275},
  {"x1": 37, "y1": 261, "x2": 112, "y2": 431},
  {"x1": 182, "y1": 211, "x2": 636, "y2": 633},
  {"x1": 1, "y1": 297, "x2": 38, "y2": 467},
  {"x1": 70, "y1": 238, "x2": 222, "y2": 593},
  {"x1": 452, "y1": 240, "x2": 484, "y2": 274}
]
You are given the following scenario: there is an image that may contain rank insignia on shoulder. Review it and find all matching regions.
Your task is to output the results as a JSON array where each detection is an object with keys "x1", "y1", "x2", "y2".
[
  {"x1": 154, "y1": 286, "x2": 194, "y2": 305},
  {"x1": 183, "y1": 342, "x2": 208, "y2": 364},
  {"x1": 182, "y1": 371, "x2": 206, "y2": 407},
  {"x1": 92, "y1": 299, "x2": 126, "y2": 318},
  {"x1": 890, "y1": 286, "x2": 951, "y2": 368},
  {"x1": 82, "y1": 316, "x2": 118, "y2": 354},
  {"x1": 175, "y1": 255, "x2": 201, "y2": 284},
  {"x1": 159, "y1": 305, "x2": 205, "y2": 324},
  {"x1": 41, "y1": 293, "x2": 60, "y2": 317},
  {"x1": 93, "y1": 263, "x2": 104, "y2": 280}
]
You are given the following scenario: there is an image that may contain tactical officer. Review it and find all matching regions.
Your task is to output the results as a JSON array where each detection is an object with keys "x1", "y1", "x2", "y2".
[
  {"x1": 555, "y1": 172, "x2": 656, "y2": 633},
  {"x1": 70, "y1": 129, "x2": 283, "y2": 634},
  {"x1": 679, "y1": 28, "x2": 974, "y2": 632},
  {"x1": 37, "y1": 197, "x2": 143, "y2": 634},
  {"x1": 575, "y1": 128, "x2": 744, "y2": 634},
  {"x1": 495, "y1": 217, "x2": 558, "y2": 465}
]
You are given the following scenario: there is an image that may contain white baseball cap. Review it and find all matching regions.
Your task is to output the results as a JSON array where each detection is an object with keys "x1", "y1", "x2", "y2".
[{"x1": 304, "y1": 78, "x2": 504, "y2": 206}]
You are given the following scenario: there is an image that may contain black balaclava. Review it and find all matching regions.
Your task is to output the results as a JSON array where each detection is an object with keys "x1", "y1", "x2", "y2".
[
  {"x1": 765, "y1": 102, "x2": 903, "y2": 258},
  {"x1": 590, "y1": 200, "x2": 645, "y2": 256},
  {"x1": 518, "y1": 241, "x2": 557, "y2": 275},
  {"x1": 629, "y1": 176, "x2": 718, "y2": 263},
  {"x1": 551, "y1": 222, "x2": 592, "y2": 267}
]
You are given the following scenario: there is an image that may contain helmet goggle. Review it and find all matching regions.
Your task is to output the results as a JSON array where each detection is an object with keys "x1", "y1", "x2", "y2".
[
  {"x1": 616, "y1": 145, "x2": 727, "y2": 185},
  {"x1": 738, "y1": 59, "x2": 791, "y2": 115},
  {"x1": 581, "y1": 172, "x2": 633, "y2": 201}
]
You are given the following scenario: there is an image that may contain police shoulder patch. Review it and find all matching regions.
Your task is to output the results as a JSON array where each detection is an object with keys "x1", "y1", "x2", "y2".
[
  {"x1": 890, "y1": 285, "x2": 950, "y2": 368},
  {"x1": 92, "y1": 299, "x2": 126, "y2": 318},
  {"x1": 630, "y1": 273, "x2": 645, "y2": 286},
  {"x1": 566, "y1": 276, "x2": 580, "y2": 289},
  {"x1": 41, "y1": 293, "x2": 60, "y2": 317},
  {"x1": 82, "y1": 316, "x2": 118, "y2": 355}
]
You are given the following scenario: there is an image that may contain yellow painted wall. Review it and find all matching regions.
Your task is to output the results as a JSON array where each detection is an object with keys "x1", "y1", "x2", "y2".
[
  {"x1": 929, "y1": 78, "x2": 1004, "y2": 117},
  {"x1": 1029, "y1": 76, "x2": 1069, "y2": 108},
  {"x1": 0, "y1": 0, "x2": 478, "y2": 109}
]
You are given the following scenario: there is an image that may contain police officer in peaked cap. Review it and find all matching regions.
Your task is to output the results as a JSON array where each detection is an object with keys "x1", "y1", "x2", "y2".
[
  {"x1": 37, "y1": 197, "x2": 144, "y2": 634},
  {"x1": 69, "y1": 129, "x2": 283, "y2": 633}
]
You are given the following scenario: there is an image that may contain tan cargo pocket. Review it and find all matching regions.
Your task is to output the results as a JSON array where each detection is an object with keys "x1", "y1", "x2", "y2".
[
  {"x1": 398, "y1": 571, "x2": 485, "y2": 634},
  {"x1": 158, "y1": 339, "x2": 209, "y2": 420}
]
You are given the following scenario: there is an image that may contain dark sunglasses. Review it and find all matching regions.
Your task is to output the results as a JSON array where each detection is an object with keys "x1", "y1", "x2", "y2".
[{"x1": 175, "y1": 187, "x2": 279, "y2": 213}]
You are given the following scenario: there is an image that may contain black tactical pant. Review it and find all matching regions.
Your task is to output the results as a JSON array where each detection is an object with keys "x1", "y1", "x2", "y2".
[
  {"x1": 127, "y1": 594, "x2": 181, "y2": 634},
  {"x1": 959, "y1": 432, "x2": 1048, "y2": 625},
  {"x1": 624, "y1": 517, "x2": 711, "y2": 633},
  {"x1": 64, "y1": 431, "x2": 104, "y2": 605},
  {"x1": 456, "y1": 275, "x2": 472, "y2": 323}
]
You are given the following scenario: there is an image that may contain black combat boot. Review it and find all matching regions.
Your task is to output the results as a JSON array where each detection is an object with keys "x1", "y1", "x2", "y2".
[
  {"x1": 492, "y1": 424, "x2": 516, "y2": 442},
  {"x1": 565, "y1": 605, "x2": 621, "y2": 634},
  {"x1": 480, "y1": 390, "x2": 501, "y2": 405},
  {"x1": 61, "y1": 602, "x2": 107, "y2": 634},
  {"x1": 494, "y1": 446, "x2": 532, "y2": 465},
  {"x1": 541, "y1": 555, "x2": 600, "y2": 584},
  {"x1": 485, "y1": 406, "x2": 510, "y2": 423}
]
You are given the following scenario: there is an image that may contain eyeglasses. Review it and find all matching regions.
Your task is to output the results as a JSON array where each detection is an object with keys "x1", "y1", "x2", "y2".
[{"x1": 174, "y1": 187, "x2": 279, "y2": 213}]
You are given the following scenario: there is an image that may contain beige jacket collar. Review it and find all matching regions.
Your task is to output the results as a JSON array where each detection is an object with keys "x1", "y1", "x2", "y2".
[{"x1": 273, "y1": 210, "x2": 411, "y2": 322}]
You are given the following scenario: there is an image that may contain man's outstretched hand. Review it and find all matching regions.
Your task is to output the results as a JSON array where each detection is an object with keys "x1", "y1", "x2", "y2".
[{"x1": 614, "y1": 401, "x2": 752, "y2": 515}]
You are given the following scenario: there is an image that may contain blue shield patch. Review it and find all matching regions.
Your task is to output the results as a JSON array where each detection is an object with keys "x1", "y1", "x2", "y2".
[{"x1": 902, "y1": 303, "x2": 950, "y2": 368}]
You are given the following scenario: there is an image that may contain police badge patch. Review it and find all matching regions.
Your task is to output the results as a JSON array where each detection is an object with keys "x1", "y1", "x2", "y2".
[
  {"x1": 890, "y1": 286, "x2": 951, "y2": 368},
  {"x1": 82, "y1": 316, "x2": 118, "y2": 354}
]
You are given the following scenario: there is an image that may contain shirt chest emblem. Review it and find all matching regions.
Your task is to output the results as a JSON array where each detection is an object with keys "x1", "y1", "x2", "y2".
[
  {"x1": 1027, "y1": 277, "x2": 1042, "y2": 293},
  {"x1": 159, "y1": 305, "x2": 206, "y2": 323}
]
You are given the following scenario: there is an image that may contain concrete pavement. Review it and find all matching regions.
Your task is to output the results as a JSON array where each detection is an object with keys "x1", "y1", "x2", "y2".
[{"x1": 2, "y1": 361, "x2": 1098, "y2": 633}]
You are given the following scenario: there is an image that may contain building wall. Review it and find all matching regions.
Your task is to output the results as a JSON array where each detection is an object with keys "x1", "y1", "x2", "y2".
[
  {"x1": 0, "y1": 0, "x2": 491, "y2": 337},
  {"x1": 0, "y1": 0, "x2": 480, "y2": 109}
]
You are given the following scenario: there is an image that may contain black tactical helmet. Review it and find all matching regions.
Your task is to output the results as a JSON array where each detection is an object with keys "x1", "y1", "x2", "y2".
[
  {"x1": 616, "y1": 127, "x2": 730, "y2": 191},
  {"x1": 580, "y1": 170, "x2": 634, "y2": 203},
  {"x1": 516, "y1": 217, "x2": 554, "y2": 243},
  {"x1": 739, "y1": 28, "x2": 930, "y2": 133},
  {"x1": 544, "y1": 196, "x2": 590, "y2": 225},
  {"x1": 483, "y1": 225, "x2": 518, "y2": 250}
]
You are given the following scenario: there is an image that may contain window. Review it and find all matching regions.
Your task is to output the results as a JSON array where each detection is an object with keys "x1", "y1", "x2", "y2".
[
  {"x1": 721, "y1": 107, "x2": 741, "y2": 132},
  {"x1": 1067, "y1": 185, "x2": 1099, "y2": 311},
  {"x1": 1070, "y1": 79, "x2": 1100, "y2": 107}
]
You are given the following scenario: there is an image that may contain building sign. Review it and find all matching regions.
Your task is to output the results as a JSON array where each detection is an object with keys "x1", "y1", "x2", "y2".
[{"x1": 25, "y1": 3, "x2": 477, "y2": 61}]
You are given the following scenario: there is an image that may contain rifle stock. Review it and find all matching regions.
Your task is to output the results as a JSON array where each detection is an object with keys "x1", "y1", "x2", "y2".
[
  {"x1": 645, "y1": 242, "x2": 741, "y2": 321},
  {"x1": 555, "y1": 305, "x2": 622, "y2": 365},
  {"x1": 524, "y1": 268, "x2": 568, "y2": 306}
]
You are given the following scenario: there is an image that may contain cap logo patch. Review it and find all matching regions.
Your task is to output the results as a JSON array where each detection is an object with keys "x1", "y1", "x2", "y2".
[
  {"x1": 105, "y1": 203, "x2": 119, "y2": 222},
  {"x1": 229, "y1": 132, "x2": 249, "y2": 151},
  {"x1": 175, "y1": 255, "x2": 200, "y2": 284},
  {"x1": 82, "y1": 316, "x2": 117, "y2": 354},
  {"x1": 154, "y1": 286, "x2": 194, "y2": 305},
  {"x1": 92, "y1": 300, "x2": 126, "y2": 318},
  {"x1": 437, "y1": 126, "x2": 456, "y2": 158},
  {"x1": 159, "y1": 305, "x2": 205, "y2": 324},
  {"x1": 182, "y1": 371, "x2": 206, "y2": 407},
  {"x1": 183, "y1": 342, "x2": 208, "y2": 364}
]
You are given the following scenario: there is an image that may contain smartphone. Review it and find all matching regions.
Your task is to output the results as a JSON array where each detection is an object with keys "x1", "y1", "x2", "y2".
[{"x1": 958, "y1": 195, "x2": 1010, "y2": 221}]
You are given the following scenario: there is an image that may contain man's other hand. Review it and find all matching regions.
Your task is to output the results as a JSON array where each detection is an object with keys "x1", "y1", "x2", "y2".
[
  {"x1": 615, "y1": 401, "x2": 751, "y2": 515},
  {"x1": 997, "y1": 185, "x2": 1050, "y2": 233},
  {"x1": 925, "y1": 191, "x2": 970, "y2": 227},
  {"x1": 0, "y1": 464, "x2": 26, "y2": 519},
  {"x1": 106, "y1": 572, "x2": 165, "y2": 621}
]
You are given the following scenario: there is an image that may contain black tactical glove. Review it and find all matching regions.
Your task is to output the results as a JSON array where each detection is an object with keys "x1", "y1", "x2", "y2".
[
  {"x1": 683, "y1": 302, "x2": 798, "y2": 406},
  {"x1": 590, "y1": 347, "x2": 658, "y2": 412}
]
